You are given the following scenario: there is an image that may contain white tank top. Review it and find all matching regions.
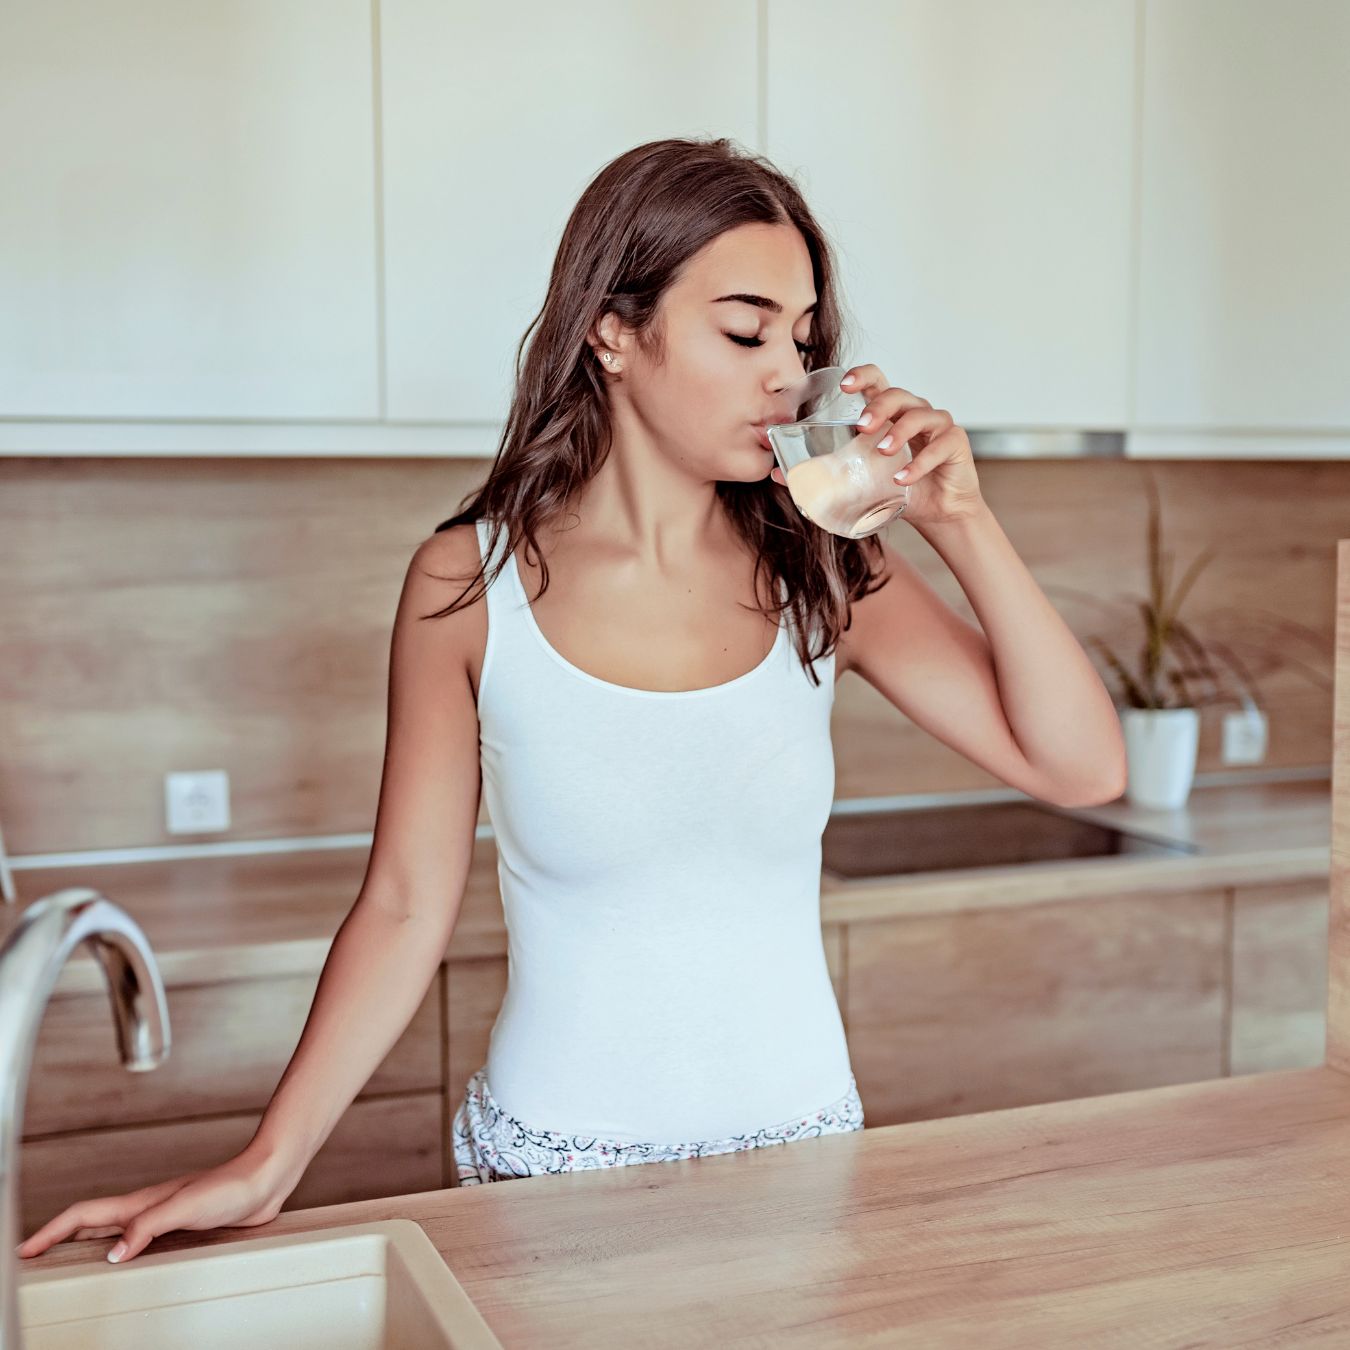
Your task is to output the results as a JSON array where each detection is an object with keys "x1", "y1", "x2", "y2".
[{"x1": 473, "y1": 516, "x2": 854, "y2": 1143}]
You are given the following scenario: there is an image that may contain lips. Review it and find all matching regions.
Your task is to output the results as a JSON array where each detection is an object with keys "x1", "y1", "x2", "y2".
[{"x1": 750, "y1": 414, "x2": 791, "y2": 452}]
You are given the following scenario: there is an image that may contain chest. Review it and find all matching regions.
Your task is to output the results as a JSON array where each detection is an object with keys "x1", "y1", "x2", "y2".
[{"x1": 513, "y1": 544, "x2": 789, "y2": 695}]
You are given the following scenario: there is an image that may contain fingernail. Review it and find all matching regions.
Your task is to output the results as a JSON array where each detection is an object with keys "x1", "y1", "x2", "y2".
[
  {"x1": 107, "y1": 1241, "x2": 127, "y2": 1263},
  {"x1": 893, "y1": 468, "x2": 909, "y2": 482},
  {"x1": 857, "y1": 412, "x2": 872, "y2": 428},
  {"x1": 841, "y1": 376, "x2": 854, "y2": 387},
  {"x1": 877, "y1": 434, "x2": 893, "y2": 450}
]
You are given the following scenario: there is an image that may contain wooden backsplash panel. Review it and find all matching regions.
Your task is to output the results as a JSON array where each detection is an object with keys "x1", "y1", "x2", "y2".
[
  {"x1": 2, "y1": 456, "x2": 473, "y2": 852},
  {"x1": 1324, "y1": 540, "x2": 1349, "y2": 1076},
  {"x1": 0, "y1": 456, "x2": 1340, "y2": 852}
]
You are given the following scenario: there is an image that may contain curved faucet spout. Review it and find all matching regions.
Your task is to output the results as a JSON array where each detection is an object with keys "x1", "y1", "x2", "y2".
[{"x1": 0, "y1": 888, "x2": 171, "y2": 1349}]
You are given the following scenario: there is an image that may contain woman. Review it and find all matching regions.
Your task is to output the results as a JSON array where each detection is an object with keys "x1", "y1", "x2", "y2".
[{"x1": 18, "y1": 137, "x2": 1126, "y2": 1260}]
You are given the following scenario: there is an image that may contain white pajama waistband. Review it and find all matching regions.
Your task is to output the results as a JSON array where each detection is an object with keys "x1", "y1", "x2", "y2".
[{"x1": 451, "y1": 1065, "x2": 865, "y2": 1185}]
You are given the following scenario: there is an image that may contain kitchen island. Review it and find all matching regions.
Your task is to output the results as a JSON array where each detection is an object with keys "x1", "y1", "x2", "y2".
[{"x1": 21, "y1": 1065, "x2": 1350, "y2": 1345}]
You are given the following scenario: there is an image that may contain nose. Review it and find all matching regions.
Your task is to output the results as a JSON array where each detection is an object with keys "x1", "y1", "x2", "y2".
[{"x1": 770, "y1": 357, "x2": 810, "y2": 398}]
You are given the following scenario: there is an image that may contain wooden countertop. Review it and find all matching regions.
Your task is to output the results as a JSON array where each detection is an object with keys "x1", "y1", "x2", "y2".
[
  {"x1": 22, "y1": 1065, "x2": 1350, "y2": 1345},
  {"x1": 4, "y1": 776, "x2": 1331, "y2": 995}
]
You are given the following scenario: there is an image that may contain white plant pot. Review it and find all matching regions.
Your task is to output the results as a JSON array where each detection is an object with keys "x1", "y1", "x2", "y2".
[{"x1": 1120, "y1": 706, "x2": 1200, "y2": 809}]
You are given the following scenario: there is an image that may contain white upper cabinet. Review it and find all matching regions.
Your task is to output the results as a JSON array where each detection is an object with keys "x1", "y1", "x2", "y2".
[
  {"x1": 378, "y1": 0, "x2": 760, "y2": 425},
  {"x1": 0, "y1": 0, "x2": 380, "y2": 420},
  {"x1": 765, "y1": 0, "x2": 1137, "y2": 432},
  {"x1": 4, "y1": 1, "x2": 1344, "y2": 456},
  {"x1": 1134, "y1": 0, "x2": 1350, "y2": 440}
]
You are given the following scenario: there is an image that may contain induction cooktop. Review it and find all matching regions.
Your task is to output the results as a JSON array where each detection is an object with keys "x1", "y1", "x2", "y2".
[{"x1": 820, "y1": 799, "x2": 1197, "y2": 879}]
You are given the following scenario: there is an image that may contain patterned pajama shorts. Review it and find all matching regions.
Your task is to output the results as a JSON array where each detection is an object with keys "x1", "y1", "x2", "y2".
[{"x1": 451, "y1": 1065, "x2": 865, "y2": 1185}]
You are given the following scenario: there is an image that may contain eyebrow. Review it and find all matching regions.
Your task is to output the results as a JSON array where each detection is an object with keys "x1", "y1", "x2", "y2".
[{"x1": 711, "y1": 292, "x2": 818, "y2": 318}]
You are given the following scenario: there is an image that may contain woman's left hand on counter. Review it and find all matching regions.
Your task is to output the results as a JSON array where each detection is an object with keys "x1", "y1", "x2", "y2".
[{"x1": 770, "y1": 363, "x2": 987, "y2": 527}]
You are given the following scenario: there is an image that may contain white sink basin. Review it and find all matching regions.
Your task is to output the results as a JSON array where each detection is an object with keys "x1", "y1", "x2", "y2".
[{"x1": 17, "y1": 1218, "x2": 501, "y2": 1348}]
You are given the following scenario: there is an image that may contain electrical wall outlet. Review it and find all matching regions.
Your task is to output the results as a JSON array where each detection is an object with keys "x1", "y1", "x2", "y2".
[
  {"x1": 165, "y1": 770, "x2": 231, "y2": 833},
  {"x1": 1221, "y1": 709, "x2": 1268, "y2": 765}
]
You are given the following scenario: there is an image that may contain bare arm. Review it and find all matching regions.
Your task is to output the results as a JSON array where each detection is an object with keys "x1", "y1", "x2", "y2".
[
  {"x1": 842, "y1": 510, "x2": 1127, "y2": 809},
  {"x1": 15, "y1": 531, "x2": 488, "y2": 1261},
  {"x1": 245, "y1": 527, "x2": 486, "y2": 1190}
]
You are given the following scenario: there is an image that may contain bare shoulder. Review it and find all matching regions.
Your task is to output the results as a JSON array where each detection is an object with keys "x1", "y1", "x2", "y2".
[
  {"x1": 397, "y1": 523, "x2": 490, "y2": 702},
  {"x1": 359, "y1": 522, "x2": 488, "y2": 921},
  {"x1": 410, "y1": 522, "x2": 484, "y2": 583}
]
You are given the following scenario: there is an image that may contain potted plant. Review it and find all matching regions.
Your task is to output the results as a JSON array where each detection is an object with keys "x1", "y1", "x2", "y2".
[{"x1": 1043, "y1": 472, "x2": 1334, "y2": 810}]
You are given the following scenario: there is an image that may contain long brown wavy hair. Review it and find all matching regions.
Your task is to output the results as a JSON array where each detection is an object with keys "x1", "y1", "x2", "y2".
[{"x1": 429, "y1": 135, "x2": 888, "y2": 687}]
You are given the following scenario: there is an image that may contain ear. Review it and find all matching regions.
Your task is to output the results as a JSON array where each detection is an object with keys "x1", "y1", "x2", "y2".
[{"x1": 589, "y1": 313, "x2": 627, "y2": 365}]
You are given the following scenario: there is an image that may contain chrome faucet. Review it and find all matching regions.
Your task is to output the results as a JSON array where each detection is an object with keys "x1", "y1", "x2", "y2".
[
  {"x1": 0, "y1": 819, "x2": 15, "y2": 905},
  {"x1": 0, "y1": 888, "x2": 171, "y2": 1350}
]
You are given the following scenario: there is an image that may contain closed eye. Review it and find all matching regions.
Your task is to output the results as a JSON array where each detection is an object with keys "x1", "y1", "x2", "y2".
[{"x1": 726, "y1": 334, "x2": 817, "y2": 356}]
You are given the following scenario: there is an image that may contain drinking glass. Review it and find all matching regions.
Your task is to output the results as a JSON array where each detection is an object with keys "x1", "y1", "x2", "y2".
[{"x1": 766, "y1": 365, "x2": 912, "y2": 538}]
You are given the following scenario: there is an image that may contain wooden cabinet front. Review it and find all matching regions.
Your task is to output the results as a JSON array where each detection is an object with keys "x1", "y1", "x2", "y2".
[
  {"x1": 1229, "y1": 878, "x2": 1330, "y2": 1075},
  {"x1": 24, "y1": 971, "x2": 442, "y2": 1135},
  {"x1": 844, "y1": 887, "x2": 1229, "y2": 1126}
]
